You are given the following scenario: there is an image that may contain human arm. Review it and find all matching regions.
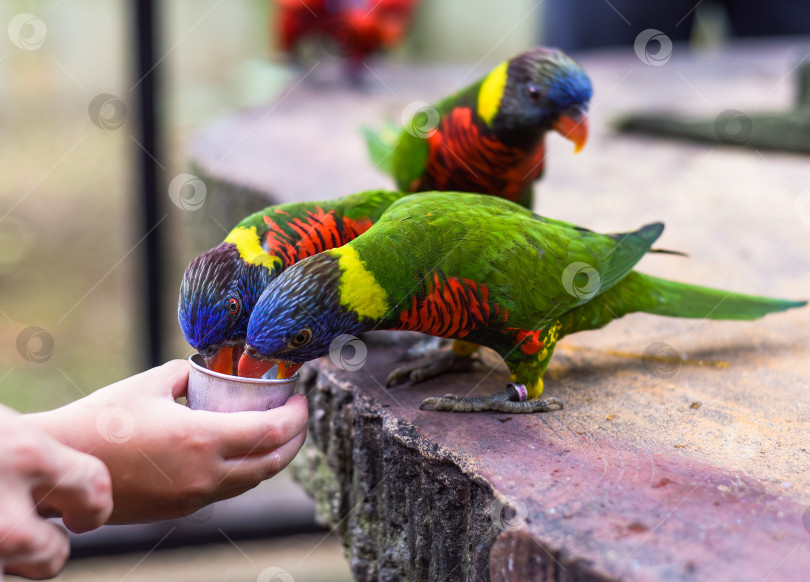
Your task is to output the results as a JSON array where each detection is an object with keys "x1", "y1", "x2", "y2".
[
  {"x1": 0, "y1": 404, "x2": 112, "y2": 579},
  {"x1": 27, "y1": 360, "x2": 309, "y2": 524}
]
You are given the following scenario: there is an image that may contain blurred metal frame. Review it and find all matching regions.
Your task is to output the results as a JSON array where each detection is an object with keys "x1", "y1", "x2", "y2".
[{"x1": 133, "y1": 0, "x2": 163, "y2": 367}]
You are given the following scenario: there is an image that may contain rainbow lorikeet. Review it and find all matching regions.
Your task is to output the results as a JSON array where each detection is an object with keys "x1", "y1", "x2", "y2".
[
  {"x1": 364, "y1": 46, "x2": 593, "y2": 374},
  {"x1": 276, "y1": 0, "x2": 418, "y2": 82},
  {"x1": 364, "y1": 47, "x2": 592, "y2": 209},
  {"x1": 238, "y1": 192, "x2": 805, "y2": 413},
  {"x1": 178, "y1": 189, "x2": 404, "y2": 375}
]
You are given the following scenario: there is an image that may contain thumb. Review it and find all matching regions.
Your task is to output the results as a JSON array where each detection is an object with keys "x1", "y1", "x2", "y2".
[{"x1": 142, "y1": 360, "x2": 190, "y2": 399}]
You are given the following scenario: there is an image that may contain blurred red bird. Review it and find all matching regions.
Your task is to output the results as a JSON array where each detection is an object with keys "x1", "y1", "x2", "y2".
[{"x1": 276, "y1": 0, "x2": 418, "y2": 81}]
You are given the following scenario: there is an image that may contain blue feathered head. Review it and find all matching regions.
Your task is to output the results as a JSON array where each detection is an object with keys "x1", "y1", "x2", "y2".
[
  {"x1": 178, "y1": 242, "x2": 269, "y2": 373},
  {"x1": 239, "y1": 252, "x2": 368, "y2": 378},
  {"x1": 496, "y1": 47, "x2": 592, "y2": 150}
]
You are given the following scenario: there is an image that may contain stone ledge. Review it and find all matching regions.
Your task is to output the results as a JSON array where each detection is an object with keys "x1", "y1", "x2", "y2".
[
  {"x1": 291, "y1": 342, "x2": 619, "y2": 582},
  {"x1": 188, "y1": 45, "x2": 810, "y2": 581},
  {"x1": 289, "y1": 334, "x2": 810, "y2": 582}
]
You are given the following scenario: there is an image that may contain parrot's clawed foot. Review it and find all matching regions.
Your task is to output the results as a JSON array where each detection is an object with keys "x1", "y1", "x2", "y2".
[
  {"x1": 401, "y1": 336, "x2": 451, "y2": 361},
  {"x1": 419, "y1": 384, "x2": 564, "y2": 413},
  {"x1": 386, "y1": 348, "x2": 477, "y2": 387}
]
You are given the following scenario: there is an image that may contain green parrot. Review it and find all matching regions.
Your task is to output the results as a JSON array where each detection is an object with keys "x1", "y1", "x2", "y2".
[
  {"x1": 238, "y1": 192, "x2": 806, "y2": 413},
  {"x1": 365, "y1": 46, "x2": 592, "y2": 374},
  {"x1": 178, "y1": 189, "x2": 405, "y2": 375},
  {"x1": 365, "y1": 46, "x2": 592, "y2": 209}
]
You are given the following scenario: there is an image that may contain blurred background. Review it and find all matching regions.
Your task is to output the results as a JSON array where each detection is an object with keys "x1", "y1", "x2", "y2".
[
  {"x1": 0, "y1": 0, "x2": 543, "y2": 412},
  {"x1": 1, "y1": 0, "x2": 808, "y2": 580}
]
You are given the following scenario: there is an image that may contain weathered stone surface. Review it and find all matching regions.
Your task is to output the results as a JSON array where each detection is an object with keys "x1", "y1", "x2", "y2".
[
  {"x1": 292, "y1": 352, "x2": 497, "y2": 582},
  {"x1": 489, "y1": 530, "x2": 566, "y2": 582},
  {"x1": 292, "y1": 330, "x2": 810, "y2": 581},
  {"x1": 191, "y1": 43, "x2": 810, "y2": 581}
]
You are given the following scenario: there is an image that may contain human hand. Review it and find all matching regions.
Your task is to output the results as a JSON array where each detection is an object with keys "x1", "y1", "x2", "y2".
[
  {"x1": 28, "y1": 360, "x2": 308, "y2": 524},
  {"x1": 0, "y1": 404, "x2": 112, "y2": 580}
]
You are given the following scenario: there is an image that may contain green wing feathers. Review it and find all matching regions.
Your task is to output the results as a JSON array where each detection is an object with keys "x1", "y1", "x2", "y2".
[
  {"x1": 362, "y1": 123, "x2": 400, "y2": 178},
  {"x1": 631, "y1": 273, "x2": 807, "y2": 320},
  {"x1": 594, "y1": 222, "x2": 664, "y2": 296},
  {"x1": 564, "y1": 271, "x2": 806, "y2": 335},
  {"x1": 347, "y1": 193, "x2": 804, "y2": 339},
  {"x1": 391, "y1": 131, "x2": 430, "y2": 191},
  {"x1": 362, "y1": 122, "x2": 431, "y2": 191},
  {"x1": 340, "y1": 189, "x2": 407, "y2": 221}
]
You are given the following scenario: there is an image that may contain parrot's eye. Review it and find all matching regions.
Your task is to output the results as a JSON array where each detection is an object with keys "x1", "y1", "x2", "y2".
[
  {"x1": 227, "y1": 298, "x2": 241, "y2": 317},
  {"x1": 526, "y1": 84, "x2": 543, "y2": 102},
  {"x1": 288, "y1": 328, "x2": 313, "y2": 349}
]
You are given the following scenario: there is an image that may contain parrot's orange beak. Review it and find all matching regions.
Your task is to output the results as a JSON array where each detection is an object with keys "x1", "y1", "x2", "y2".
[
  {"x1": 276, "y1": 360, "x2": 304, "y2": 379},
  {"x1": 553, "y1": 109, "x2": 589, "y2": 153},
  {"x1": 237, "y1": 350, "x2": 303, "y2": 379},
  {"x1": 238, "y1": 350, "x2": 273, "y2": 378},
  {"x1": 204, "y1": 344, "x2": 244, "y2": 376}
]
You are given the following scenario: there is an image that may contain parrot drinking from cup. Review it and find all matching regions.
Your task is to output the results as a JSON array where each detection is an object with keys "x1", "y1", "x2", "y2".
[
  {"x1": 364, "y1": 47, "x2": 592, "y2": 209},
  {"x1": 178, "y1": 189, "x2": 405, "y2": 375},
  {"x1": 238, "y1": 192, "x2": 806, "y2": 413}
]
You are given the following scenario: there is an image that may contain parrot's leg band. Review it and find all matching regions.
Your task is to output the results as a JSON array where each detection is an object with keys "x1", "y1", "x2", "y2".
[{"x1": 506, "y1": 383, "x2": 528, "y2": 402}]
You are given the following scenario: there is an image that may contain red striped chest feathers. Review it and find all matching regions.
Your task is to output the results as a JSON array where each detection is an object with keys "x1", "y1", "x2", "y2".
[{"x1": 414, "y1": 107, "x2": 546, "y2": 202}]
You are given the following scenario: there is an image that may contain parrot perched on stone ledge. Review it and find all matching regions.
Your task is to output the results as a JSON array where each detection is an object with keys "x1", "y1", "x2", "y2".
[
  {"x1": 363, "y1": 46, "x2": 592, "y2": 371},
  {"x1": 238, "y1": 192, "x2": 806, "y2": 413},
  {"x1": 178, "y1": 189, "x2": 405, "y2": 375},
  {"x1": 364, "y1": 46, "x2": 592, "y2": 209},
  {"x1": 181, "y1": 46, "x2": 591, "y2": 376}
]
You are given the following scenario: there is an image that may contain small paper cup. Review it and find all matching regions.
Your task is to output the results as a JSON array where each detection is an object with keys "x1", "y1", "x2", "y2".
[{"x1": 186, "y1": 354, "x2": 298, "y2": 412}]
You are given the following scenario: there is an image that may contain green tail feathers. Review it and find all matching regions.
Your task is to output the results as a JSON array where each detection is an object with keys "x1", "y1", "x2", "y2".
[
  {"x1": 362, "y1": 123, "x2": 400, "y2": 177},
  {"x1": 635, "y1": 273, "x2": 806, "y2": 320}
]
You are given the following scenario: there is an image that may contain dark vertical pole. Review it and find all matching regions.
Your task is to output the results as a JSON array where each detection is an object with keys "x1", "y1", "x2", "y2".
[{"x1": 133, "y1": 0, "x2": 163, "y2": 368}]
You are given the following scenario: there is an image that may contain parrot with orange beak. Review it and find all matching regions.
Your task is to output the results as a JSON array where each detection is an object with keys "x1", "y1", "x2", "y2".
[
  {"x1": 177, "y1": 190, "x2": 405, "y2": 375},
  {"x1": 358, "y1": 47, "x2": 591, "y2": 382},
  {"x1": 237, "y1": 192, "x2": 806, "y2": 412},
  {"x1": 364, "y1": 46, "x2": 592, "y2": 209}
]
